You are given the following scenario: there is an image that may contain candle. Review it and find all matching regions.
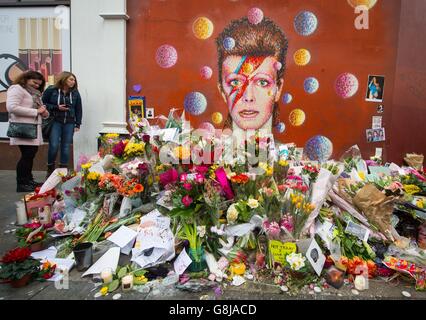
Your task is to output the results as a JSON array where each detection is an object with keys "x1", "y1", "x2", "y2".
[
  {"x1": 325, "y1": 267, "x2": 344, "y2": 289},
  {"x1": 16, "y1": 201, "x2": 28, "y2": 225},
  {"x1": 101, "y1": 268, "x2": 113, "y2": 284},
  {"x1": 354, "y1": 275, "x2": 368, "y2": 291},
  {"x1": 122, "y1": 275, "x2": 133, "y2": 291}
]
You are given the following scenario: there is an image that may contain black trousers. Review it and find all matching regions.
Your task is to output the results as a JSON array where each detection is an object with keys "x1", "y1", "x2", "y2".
[{"x1": 16, "y1": 145, "x2": 38, "y2": 184}]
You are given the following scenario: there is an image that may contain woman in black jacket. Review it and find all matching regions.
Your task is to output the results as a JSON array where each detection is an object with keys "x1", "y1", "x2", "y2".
[{"x1": 42, "y1": 72, "x2": 82, "y2": 176}]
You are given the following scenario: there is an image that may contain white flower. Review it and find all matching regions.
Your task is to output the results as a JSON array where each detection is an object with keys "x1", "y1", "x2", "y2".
[
  {"x1": 286, "y1": 252, "x2": 306, "y2": 271},
  {"x1": 197, "y1": 225, "x2": 206, "y2": 238},
  {"x1": 226, "y1": 204, "x2": 239, "y2": 224},
  {"x1": 247, "y1": 198, "x2": 259, "y2": 209}
]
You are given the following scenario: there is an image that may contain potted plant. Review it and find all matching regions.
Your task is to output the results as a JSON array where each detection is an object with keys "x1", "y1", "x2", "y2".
[
  {"x1": 15, "y1": 222, "x2": 47, "y2": 252},
  {"x1": 0, "y1": 247, "x2": 40, "y2": 288},
  {"x1": 178, "y1": 221, "x2": 207, "y2": 272}
]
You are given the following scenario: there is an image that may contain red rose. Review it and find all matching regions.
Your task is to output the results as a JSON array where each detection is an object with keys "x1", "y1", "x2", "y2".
[{"x1": 1, "y1": 247, "x2": 32, "y2": 264}]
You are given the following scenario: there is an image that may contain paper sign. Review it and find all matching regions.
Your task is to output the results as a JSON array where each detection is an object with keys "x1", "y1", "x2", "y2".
[
  {"x1": 369, "y1": 166, "x2": 391, "y2": 176},
  {"x1": 107, "y1": 226, "x2": 138, "y2": 255},
  {"x1": 372, "y1": 116, "x2": 382, "y2": 129},
  {"x1": 31, "y1": 246, "x2": 57, "y2": 260},
  {"x1": 82, "y1": 247, "x2": 120, "y2": 277},
  {"x1": 269, "y1": 240, "x2": 297, "y2": 265},
  {"x1": 161, "y1": 128, "x2": 178, "y2": 142},
  {"x1": 345, "y1": 220, "x2": 370, "y2": 242},
  {"x1": 39, "y1": 168, "x2": 68, "y2": 194},
  {"x1": 375, "y1": 148, "x2": 383, "y2": 158},
  {"x1": 173, "y1": 249, "x2": 192, "y2": 275}
]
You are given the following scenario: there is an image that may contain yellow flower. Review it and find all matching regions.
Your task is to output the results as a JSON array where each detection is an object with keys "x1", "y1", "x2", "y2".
[
  {"x1": 106, "y1": 133, "x2": 119, "y2": 139},
  {"x1": 147, "y1": 176, "x2": 153, "y2": 186},
  {"x1": 100, "y1": 286, "x2": 108, "y2": 296},
  {"x1": 259, "y1": 162, "x2": 268, "y2": 171},
  {"x1": 358, "y1": 171, "x2": 366, "y2": 181},
  {"x1": 266, "y1": 167, "x2": 273, "y2": 176},
  {"x1": 279, "y1": 159, "x2": 289, "y2": 167},
  {"x1": 416, "y1": 198, "x2": 424, "y2": 209},
  {"x1": 87, "y1": 172, "x2": 101, "y2": 181},
  {"x1": 81, "y1": 163, "x2": 92, "y2": 170},
  {"x1": 404, "y1": 184, "x2": 421, "y2": 195}
]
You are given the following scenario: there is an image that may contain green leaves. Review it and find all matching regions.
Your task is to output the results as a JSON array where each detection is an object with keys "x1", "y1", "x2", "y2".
[
  {"x1": 108, "y1": 279, "x2": 120, "y2": 292},
  {"x1": 117, "y1": 266, "x2": 128, "y2": 279}
]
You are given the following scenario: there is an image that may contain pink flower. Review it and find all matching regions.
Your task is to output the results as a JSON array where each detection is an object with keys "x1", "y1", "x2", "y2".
[
  {"x1": 280, "y1": 215, "x2": 294, "y2": 233},
  {"x1": 194, "y1": 165, "x2": 209, "y2": 176},
  {"x1": 180, "y1": 173, "x2": 188, "y2": 182},
  {"x1": 195, "y1": 173, "x2": 204, "y2": 184},
  {"x1": 183, "y1": 183, "x2": 192, "y2": 191},
  {"x1": 388, "y1": 181, "x2": 403, "y2": 192},
  {"x1": 160, "y1": 168, "x2": 179, "y2": 186},
  {"x1": 264, "y1": 221, "x2": 281, "y2": 238},
  {"x1": 182, "y1": 195, "x2": 193, "y2": 207}
]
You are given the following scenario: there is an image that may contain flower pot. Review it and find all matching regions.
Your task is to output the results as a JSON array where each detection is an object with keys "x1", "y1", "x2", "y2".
[
  {"x1": 10, "y1": 274, "x2": 32, "y2": 288},
  {"x1": 188, "y1": 247, "x2": 207, "y2": 272},
  {"x1": 30, "y1": 241, "x2": 44, "y2": 252}
]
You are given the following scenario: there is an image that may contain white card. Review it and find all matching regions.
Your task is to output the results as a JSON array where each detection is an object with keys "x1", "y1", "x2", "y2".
[
  {"x1": 161, "y1": 128, "x2": 178, "y2": 142},
  {"x1": 31, "y1": 246, "x2": 58, "y2": 260},
  {"x1": 375, "y1": 148, "x2": 383, "y2": 158},
  {"x1": 82, "y1": 247, "x2": 120, "y2": 277},
  {"x1": 107, "y1": 226, "x2": 138, "y2": 255},
  {"x1": 345, "y1": 220, "x2": 370, "y2": 242},
  {"x1": 174, "y1": 248, "x2": 192, "y2": 275},
  {"x1": 372, "y1": 116, "x2": 382, "y2": 129}
]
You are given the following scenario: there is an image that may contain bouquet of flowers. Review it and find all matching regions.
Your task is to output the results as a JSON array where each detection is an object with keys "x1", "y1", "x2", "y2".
[
  {"x1": 15, "y1": 222, "x2": 47, "y2": 248},
  {"x1": 99, "y1": 133, "x2": 121, "y2": 157},
  {"x1": 98, "y1": 173, "x2": 123, "y2": 193}
]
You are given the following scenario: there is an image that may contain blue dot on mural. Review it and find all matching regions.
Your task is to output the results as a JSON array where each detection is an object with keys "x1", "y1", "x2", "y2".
[
  {"x1": 184, "y1": 92, "x2": 207, "y2": 116},
  {"x1": 276, "y1": 122, "x2": 286, "y2": 133},
  {"x1": 305, "y1": 135, "x2": 333, "y2": 162},
  {"x1": 304, "y1": 77, "x2": 319, "y2": 94},
  {"x1": 294, "y1": 11, "x2": 318, "y2": 36},
  {"x1": 223, "y1": 37, "x2": 236, "y2": 51},
  {"x1": 282, "y1": 93, "x2": 293, "y2": 104}
]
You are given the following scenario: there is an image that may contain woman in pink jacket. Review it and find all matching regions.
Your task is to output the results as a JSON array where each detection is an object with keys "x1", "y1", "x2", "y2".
[{"x1": 6, "y1": 71, "x2": 49, "y2": 192}]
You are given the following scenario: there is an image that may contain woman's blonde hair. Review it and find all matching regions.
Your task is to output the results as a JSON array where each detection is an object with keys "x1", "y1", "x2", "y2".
[{"x1": 55, "y1": 71, "x2": 78, "y2": 90}]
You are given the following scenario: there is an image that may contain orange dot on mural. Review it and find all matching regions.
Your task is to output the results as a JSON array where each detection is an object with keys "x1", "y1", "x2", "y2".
[
  {"x1": 347, "y1": 0, "x2": 377, "y2": 9},
  {"x1": 289, "y1": 109, "x2": 306, "y2": 126},
  {"x1": 192, "y1": 17, "x2": 214, "y2": 40},
  {"x1": 212, "y1": 112, "x2": 223, "y2": 125},
  {"x1": 294, "y1": 49, "x2": 311, "y2": 66}
]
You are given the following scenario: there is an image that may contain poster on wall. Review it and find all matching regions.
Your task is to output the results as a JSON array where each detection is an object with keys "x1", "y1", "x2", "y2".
[
  {"x1": 0, "y1": 7, "x2": 71, "y2": 138},
  {"x1": 366, "y1": 75, "x2": 385, "y2": 102},
  {"x1": 128, "y1": 96, "x2": 146, "y2": 123}
]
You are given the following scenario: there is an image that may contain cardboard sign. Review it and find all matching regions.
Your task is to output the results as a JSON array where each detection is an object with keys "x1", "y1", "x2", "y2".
[{"x1": 268, "y1": 240, "x2": 297, "y2": 265}]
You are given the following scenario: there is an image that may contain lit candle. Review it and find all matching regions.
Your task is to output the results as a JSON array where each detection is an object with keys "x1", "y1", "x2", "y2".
[
  {"x1": 325, "y1": 267, "x2": 344, "y2": 289},
  {"x1": 122, "y1": 275, "x2": 133, "y2": 291},
  {"x1": 16, "y1": 201, "x2": 28, "y2": 225},
  {"x1": 100, "y1": 268, "x2": 113, "y2": 284}
]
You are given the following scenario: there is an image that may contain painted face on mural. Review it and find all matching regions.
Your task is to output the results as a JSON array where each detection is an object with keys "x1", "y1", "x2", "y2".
[{"x1": 219, "y1": 55, "x2": 283, "y2": 130}]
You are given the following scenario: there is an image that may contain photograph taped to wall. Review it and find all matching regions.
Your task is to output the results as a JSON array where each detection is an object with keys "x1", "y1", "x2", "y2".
[
  {"x1": 372, "y1": 116, "x2": 382, "y2": 129},
  {"x1": 377, "y1": 104, "x2": 384, "y2": 113},
  {"x1": 146, "y1": 108, "x2": 154, "y2": 119},
  {"x1": 366, "y1": 129, "x2": 374, "y2": 143},
  {"x1": 366, "y1": 75, "x2": 385, "y2": 102},
  {"x1": 128, "y1": 96, "x2": 146, "y2": 124},
  {"x1": 373, "y1": 128, "x2": 385, "y2": 142}
]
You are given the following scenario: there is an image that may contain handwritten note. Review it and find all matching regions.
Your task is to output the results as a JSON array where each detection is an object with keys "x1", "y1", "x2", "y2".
[
  {"x1": 268, "y1": 240, "x2": 297, "y2": 265},
  {"x1": 174, "y1": 249, "x2": 192, "y2": 275}
]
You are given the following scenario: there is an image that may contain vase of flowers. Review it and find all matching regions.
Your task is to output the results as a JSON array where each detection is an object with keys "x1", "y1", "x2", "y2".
[{"x1": 0, "y1": 247, "x2": 40, "y2": 288}]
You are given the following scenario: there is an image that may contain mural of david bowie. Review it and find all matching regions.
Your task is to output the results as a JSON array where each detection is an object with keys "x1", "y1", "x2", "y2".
[{"x1": 215, "y1": 16, "x2": 288, "y2": 162}]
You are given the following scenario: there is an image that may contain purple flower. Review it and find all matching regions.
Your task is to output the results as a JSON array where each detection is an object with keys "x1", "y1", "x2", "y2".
[
  {"x1": 112, "y1": 140, "x2": 126, "y2": 157},
  {"x1": 142, "y1": 134, "x2": 150, "y2": 143},
  {"x1": 138, "y1": 163, "x2": 149, "y2": 175}
]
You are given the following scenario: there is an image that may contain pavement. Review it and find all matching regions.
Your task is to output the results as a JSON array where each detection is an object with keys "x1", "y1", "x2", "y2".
[{"x1": 1, "y1": 170, "x2": 426, "y2": 301}]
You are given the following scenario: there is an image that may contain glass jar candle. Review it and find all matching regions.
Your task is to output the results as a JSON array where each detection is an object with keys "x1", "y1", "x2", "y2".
[
  {"x1": 100, "y1": 268, "x2": 113, "y2": 284},
  {"x1": 122, "y1": 275, "x2": 134, "y2": 291}
]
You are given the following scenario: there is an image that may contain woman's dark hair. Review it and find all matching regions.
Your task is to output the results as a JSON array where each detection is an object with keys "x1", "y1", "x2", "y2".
[
  {"x1": 216, "y1": 17, "x2": 288, "y2": 129},
  {"x1": 13, "y1": 70, "x2": 46, "y2": 92}
]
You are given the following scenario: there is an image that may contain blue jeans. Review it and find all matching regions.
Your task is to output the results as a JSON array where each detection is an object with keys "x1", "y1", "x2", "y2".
[{"x1": 48, "y1": 121, "x2": 75, "y2": 166}]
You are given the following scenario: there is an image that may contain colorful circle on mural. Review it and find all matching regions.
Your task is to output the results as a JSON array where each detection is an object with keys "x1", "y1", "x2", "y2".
[
  {"x1": 223, "y1": 37, "x2": 236, "y2": 51},
  {"x1": 304, "y1": 77, "x2": 319, "y2": 94},
  {"x1": 184, "y1": 92, "x2": 207, "y2": 115},
  {"x1": 276, "y1": 122, "x2": 286, "y2": 133},
  {"x1": 347, "y1": 0, "x2": 377, "y2": 9},
  {"x1": 294, "y1": 49, "x2": 311, "y2": 66},
  {"x1": 247, "y1": 7, "x2": 264, "y2": 25},
  {"x1": 294, "y1": 11, "x2": 318, "y2": 36},
  {"x1": 335, "y1": 72, "x2": 359, "y2": 99},
  {"x1": 289, "y1": 109, "x2": 306, "y2": 126},
  {"x1": 305, "y1": 135, "x2": 333, "y2": 162},
  {"x1": 212, "y1": 112, "x2": 223, "y2": 125},
  {"x1": 199, "y1": 122, "x2": 216, "y2": 135},
  {"x1": 155, "y1": 45, "x2": 178, "y2": 68},
  {"x1": 193, "y1": 17, "x2": 214, "y2": 40},
  {"x1": 200, "y1": 66, "x2": 213, "y2": 80},
  {"x1": 282, "y1": 93, "x2": 293, "y2": 104}
]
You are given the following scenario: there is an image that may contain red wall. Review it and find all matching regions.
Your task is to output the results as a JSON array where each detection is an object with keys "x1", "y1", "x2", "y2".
[{"x1": 126, "y1": 0, "x2": 409, "y2": 162}]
